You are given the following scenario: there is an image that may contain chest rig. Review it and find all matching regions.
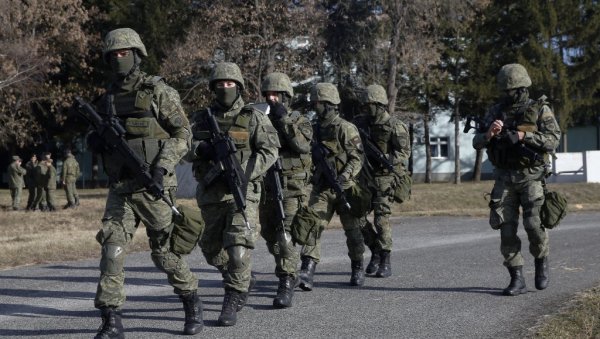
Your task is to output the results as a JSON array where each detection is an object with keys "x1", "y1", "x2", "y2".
[
  {"x1": 276, "y1": 111, "x2": 311, "y2": 177},
  {"x1": 487, "y1": 97, "x2": 548, "y2": 169},
  {"x1": 102, "y1": 76, "x2": 169, "y2": 180}
]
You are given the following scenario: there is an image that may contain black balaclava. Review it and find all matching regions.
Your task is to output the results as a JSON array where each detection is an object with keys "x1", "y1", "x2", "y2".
[
  {"x1": 109, "y1": 49, "x2": 140, "y2": 78},
  {"x1": 215, "y1": 85, "x2": 239, "y2": 109},
  {"x1": 504, "y1": 87, "x2": 529, "y2": 106}
]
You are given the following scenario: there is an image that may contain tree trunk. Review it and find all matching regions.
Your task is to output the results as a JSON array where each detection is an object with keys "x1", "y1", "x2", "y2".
[
  {"x1": 454, "y1": 98, "x2": 461, "y2": 184},
  {"x1": 424, "y1": 103, "x2": 432, "y2": 183},
  {"x1": 386, "y1": 4, "x2": 402, "y2": 115}
]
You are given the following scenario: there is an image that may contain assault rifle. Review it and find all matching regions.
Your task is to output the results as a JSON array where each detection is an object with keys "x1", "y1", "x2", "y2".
[
  {"x1": 463, "y1": 115, "x2": 486, "y2": 134},
  {"x1": 202, "y1": 108, "x2": 250, "y2": 228},
  {"x1": 357, "y1": 127, "x2": 402, "y2": 178},
  {"x1": 266, "y1": 158, "x2": 293, "y2": 256},
  {"x1": 311, "y1": 124, "x2": 351, "y2": 210},
  {"x1": 73, "y1": 96, "x2": 180, "y2": 216}
]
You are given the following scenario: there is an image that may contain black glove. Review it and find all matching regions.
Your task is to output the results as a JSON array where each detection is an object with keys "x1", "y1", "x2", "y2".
[
  {"x1": 269, "y1": 102, "x2": 288, "y2": 120},
  {"x1": 148, "y1": 167, "x2": 165, "y2": 198},
  {"x1": 194, "y1": 140, "x2": 215, "y2": 160},
  {"x1": 504, "y1": 130, "x2": 520, "y2": 146},
  {"x1": 86, "y1": 132, "x2": 106, "y2": 153}
]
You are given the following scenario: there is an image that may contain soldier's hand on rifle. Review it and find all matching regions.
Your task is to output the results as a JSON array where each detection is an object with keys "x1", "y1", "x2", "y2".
[
  {"x1": 337, "y1": 174, "x2": 349, "y2": 188},
  {"x1": 194, "y1": 140, "x2": 215, "y2": 160},
  {"x1": 504, "y1": 130, "x2": 521, "y2": 145},
  {"x1": 269, "y1": 102, "x2": 288, "y2": 120},
  {"x1": 486, "y1": 120, "x2": 504, "y2": 140},
  {"x1": 148, "y1": 166, "x2": 165, "y2": 198}
]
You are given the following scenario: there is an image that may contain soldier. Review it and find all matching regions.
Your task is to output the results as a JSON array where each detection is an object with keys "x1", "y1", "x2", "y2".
[
  {"x1": 187, "y1": 62, "x2": 279, "y2": 326},
  {"x1": 88, "y1": 28, "x2": 201, "y2": 337},
  {"x1": 297, "y1": 82, "x2": 366, "y2": 289},
  {"x1": 7, "y1": 155, "x2": 26, "y2": 210},
  {"x1": 24, "y1": 154, "x2": 38, "y2": 210},
  {"x1": 32, "y1": 153, "x2": 49, "y2": 211},
  {"x1": 472, "y1": 63, "x2": 561, "y2": 296},
  {"x1": 258, "y1": 72, "x2": 313, "y2": 308},
  {"x1": 45, "y1": 158, "x2": 57, "y2": 211},
  {"x1": 62, "y1": 149, "x2": 80, "y2": 209},
  {"x1": 356, "y1": 84, "x2": 411, "y2": 278}
]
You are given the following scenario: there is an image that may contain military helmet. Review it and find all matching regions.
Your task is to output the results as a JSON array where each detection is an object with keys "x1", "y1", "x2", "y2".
[
  {"x1": 361, "y1": 84, "x2": 389, "y2": 105},
  {"x1": 102, "y1": 28, "x2": 148, "y2": 62},
  {"x1": 261, "y1": 72, "x2": 293, "y2": 98},
  {"x1": 497, "y1": 63, "x2": 532, "y2": 90},
  {"x1": 310, "y1": 83, "x2": 340, "y2": 105},
  {"x1": 209, "y1": 62, "x2": 245, "y2": 90}
]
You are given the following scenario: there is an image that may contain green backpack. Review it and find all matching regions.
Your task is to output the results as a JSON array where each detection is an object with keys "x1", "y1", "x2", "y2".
[
  {"x1": 291, "y1": 205, "x2": 321, "y2": 246},
  {"x1": 170, "y1": 205, "x2": 205, "y2": 255},
  {"x1": 540, "y1": 191, "x2": 568, "y2": 229}
]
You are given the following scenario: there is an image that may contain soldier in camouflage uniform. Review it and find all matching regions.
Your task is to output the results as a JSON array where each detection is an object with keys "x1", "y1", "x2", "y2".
[
  {"x1": 88, "y1": 28, "x2": 201, "y2": 337},
  {"x1": 356, "y1": 84, "x2": 411, "y2": 278},
  {"x1": 187, "y1": 62, "x2": 279, "y2": 326},
  {"x1": 298, "y1": 82, "x2": 366, "y2": 289},
  {"x1": 61, "y1": 149, "x2": 80, "y2": 209},
  {"x1": 45, "y1": 158, "x2": 57, "y2": 211},
  {"x1": 472, "y1": 63, "x2": 561, "y2": 296},
  {"x1": 24, "y1": 154, "x2": 38, "y2": 210},
  {"x1": 258, "y1": 72, "x2": 313, "y2": 308},
  {"x1": 7, "y1": 155, "x2": 26, "y2": 210}
]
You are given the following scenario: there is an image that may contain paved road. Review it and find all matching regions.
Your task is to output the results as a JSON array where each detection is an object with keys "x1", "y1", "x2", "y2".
[{"x1": 1, "y1": 212, "x2": 599, "y2": 338}]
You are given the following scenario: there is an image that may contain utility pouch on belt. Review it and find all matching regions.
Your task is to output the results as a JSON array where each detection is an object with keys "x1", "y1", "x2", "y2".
[
  {"x1": 393, "y1": 173, "x2": 413, "y2": 203},
  {"x1": 540, "y1": 191, "x2": 567, "y2": 229},
  {"x1": 291, "y1": 205, "x2": 321, "y2": 246},
  {"x1": 344, "y1": 183, "x2": 372, "y2": 218},
  {"x1": 171, "y1": 205, "x2": 205, "y2": 255}
]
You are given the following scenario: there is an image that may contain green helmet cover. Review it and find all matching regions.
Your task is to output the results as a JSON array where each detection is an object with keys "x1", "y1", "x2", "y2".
[
  {"x1": 261, "y1": 72, "x2": 293, "y2": 98},
  {"x1": 310, "y1": 82, "x2": 340, "y2": 105},
  {"x1": 361, "y1": 84, "x2": 388, "y2": 105},
  {"x1": 497, "y1": 63, "x2": 532, "y2": 90},
  {"x1": 102, "y1": 28, "x2": 148, "y2": 62},
  {"x1": 209, "y1": 62, "x2": 245, "y2": 90}
]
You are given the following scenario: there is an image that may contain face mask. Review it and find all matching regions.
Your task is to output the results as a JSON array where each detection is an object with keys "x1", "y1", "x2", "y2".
[
  {"x1": 505, "y1": 88, "x2": 528, "y2": 105},
  {"x1": 365, "y1": 103, "x2": 379, "y2": 120},
  {"x1": 110, "y1": 52, "x2": 135, "y2": 77},
  {"x1": 215, "y1": 87, "x2": 238, "y2": 108}
]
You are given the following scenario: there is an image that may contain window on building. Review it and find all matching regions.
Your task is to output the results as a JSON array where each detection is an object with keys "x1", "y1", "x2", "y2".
[{"x1": 430, "y1": 137, "x2": 449, "y2": 158}]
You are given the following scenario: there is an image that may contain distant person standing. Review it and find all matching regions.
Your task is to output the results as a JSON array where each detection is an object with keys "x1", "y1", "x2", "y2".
[
  {"x1": 46, "y1": 158, "x2": 57, "y2": 211},
  {"x1": 33, "y1": 153, "x2": 50, "y2": 211},
  {"x1": 24, "y1": 154, "x2": 38, "y2": 210},
  {"x1": 8, "y1": 155, "x2": 26, "y2": 210},
  {"x1": 62, "y1": 149, "x2": 80, "y2": 209}
]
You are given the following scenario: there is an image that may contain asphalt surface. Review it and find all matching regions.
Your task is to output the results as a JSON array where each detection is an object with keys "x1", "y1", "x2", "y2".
[{"x1": 1, "y1": 212, "x2": 599, "y2": 338}]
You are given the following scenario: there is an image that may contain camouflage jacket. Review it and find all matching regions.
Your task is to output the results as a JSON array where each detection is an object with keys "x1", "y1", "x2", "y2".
[
  {"x1": 8, "y1": 162, "x2": 26, "y2": 189},
  {"x1": 61, "y1": 154, "x2": 80, "y2": 183}
]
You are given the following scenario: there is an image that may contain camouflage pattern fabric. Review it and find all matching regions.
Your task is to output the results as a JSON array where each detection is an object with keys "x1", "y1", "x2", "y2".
[
  {"x1": 62, "y1": 154, "x2": 80, "y2": 206},
  {"x1": 8, "y1": 160, "x2": 26, "y2": 209}
]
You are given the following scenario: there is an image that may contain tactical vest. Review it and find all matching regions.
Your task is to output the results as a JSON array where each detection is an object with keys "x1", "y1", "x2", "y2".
[
  {"x1": 194, "y1": 108, "x2": 253, "y2": 167},
  {"x1": 314, "y1": 118, "x2": 348, "y2": 188},
  {"x1": 103, "y1": 77, "x2": 170, "y2": 180},
  {"x1": 278, "y1": 111, "x2": 312, "y2": 177},
  {"x1": 368, "y1": 116, "x2": 396, "y2": 173},
  {"x1": 486, "y1": 97, "x2": 548, "y2": 170}
]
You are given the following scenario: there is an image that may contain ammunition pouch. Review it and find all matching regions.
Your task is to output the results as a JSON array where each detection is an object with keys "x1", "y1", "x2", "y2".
[
  {"x1": 344, "y1": 181, "x2": 372, "y2": 218},
  {"x1": 540, "y1": 191, "x2": 568, "y2": 229},
  {"x1": 393, "y1": 173, "x2": 412, "y2": 203},
  {"x1": 291, "y1": 205, "x2": 321, "y2": 246}
]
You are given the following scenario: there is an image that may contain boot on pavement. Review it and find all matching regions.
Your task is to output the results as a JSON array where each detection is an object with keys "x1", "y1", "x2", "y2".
[
  {"x1": 503, "y1": 266, "x2": 527, "y2": 296},
  {"x1": 179, "y1": 290, "x2": 203, "y2": 335},
  {"x1": 94, "y1": 307, "x2": 124, "y2": 339},
  {"x1": 298, "y1": 256, "x2": 317, "y2": 291}
]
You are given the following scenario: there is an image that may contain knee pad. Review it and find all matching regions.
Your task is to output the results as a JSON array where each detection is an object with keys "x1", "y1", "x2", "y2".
[
  {"x1": 151, "y1": 250, "x2": 181, "y2": 275},
  {"x1": 100, "y1": 244, "x2": 124, "y2": 276},
  {"x1": 227, "y1": 245, "x2": 250, "y2": 273}
]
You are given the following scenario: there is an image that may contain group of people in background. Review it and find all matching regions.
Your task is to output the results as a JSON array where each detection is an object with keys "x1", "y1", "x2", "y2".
[
  {"x1": 6, "y1": 149, "x2": 80, "y2": 211},
  {"x1": 5, "y1": 27, "x2": 561, "y2": 339}
]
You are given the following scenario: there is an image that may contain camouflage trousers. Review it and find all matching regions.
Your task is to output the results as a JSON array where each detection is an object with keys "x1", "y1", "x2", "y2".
[
  {"x1": 301, "y1": 188, "x2": 365, "y2": 263},
  {"x1": 94, "y1": 188, "x2": 197, "y2": 309},
  {"x1": 63, "y1": 179, "x2": 79, "y2": 205},
  {"x1": 361, "y1": 175, "x2": 396, "y2": 252},
  {"x1": 489, "y1": 178, "x2": 548, "y2": 267},
  {"x1": 198, "y1": 197, "x2": 260, "y2": 293},
  {"x1": 10, "y1": 187, "x2": 22, "y2": 209},
  {"x1": 259, "y1": 194, "x2": 305, "y2": 278}
]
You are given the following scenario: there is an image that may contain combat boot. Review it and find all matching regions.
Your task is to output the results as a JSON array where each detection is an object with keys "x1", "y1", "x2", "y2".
[
  {"x1": 365, "y1": 250, "x2": 380, "y2": 275},
  {"x1": 273, "y1": 275, "x2": 297, "y2": 308},
  {"x1": 534, "y1": 257, "x2": 549, "y2": 290},
  {"x1": 503, "y1": 266, "x2": 527, "y2": 296},
  {"x1": 94, "y1": 307, "x2": 124, "y2": 339},
  {"x1": 218, "y1": 290, "x2": 243, "y2": 326},
  {"x1": 236, "y1": 272, "x2": 256, "y2": 312},
  {"x1": 350, "y1": 260, "x2": 365, "y2": 287},
  {"x1": 63, "y1": 203, "x2": 73, "y2": 209},
  {"x1": 179, "y1": 291, "x2": 203, "y2": 335},
  {"x1": 75, "y1": 196, "x2": 80, "y2": 206},
  {"x1": 375, "y1": 250, "x2": 392, "y2": 278},
  {"x1": 298, "y1": 256, "x2": 317, "y2": 291}
]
